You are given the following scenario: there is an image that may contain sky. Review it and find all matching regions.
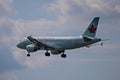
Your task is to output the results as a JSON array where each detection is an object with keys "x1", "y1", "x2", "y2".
[{"x1": 0, "y1": 0, "x2": 120, "y2": 80}]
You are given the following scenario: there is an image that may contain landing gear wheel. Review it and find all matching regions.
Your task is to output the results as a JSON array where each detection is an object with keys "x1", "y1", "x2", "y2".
[
  {"x1": 101, "y1": 43, "x2": 103, "y2": 46},
  {"x1": 45, "y1": 52, "x2": 50, "y2": 56},
  {"x1": 61, "y1": 54, "x2": 66, "y2": 58},
  {"x1": 27, "y1": 54, "x2": 30, "y2": 57}
]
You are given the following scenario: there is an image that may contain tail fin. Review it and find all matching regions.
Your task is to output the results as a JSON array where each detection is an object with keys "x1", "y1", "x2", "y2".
[{"x1": 82, "y1": 17, "x2": 100, "y2": 38}]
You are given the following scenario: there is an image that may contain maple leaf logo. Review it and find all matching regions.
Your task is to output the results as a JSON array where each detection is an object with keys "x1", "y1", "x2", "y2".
[{"x1": 88, "y1": 25, "x2": 96, "y2": 33}]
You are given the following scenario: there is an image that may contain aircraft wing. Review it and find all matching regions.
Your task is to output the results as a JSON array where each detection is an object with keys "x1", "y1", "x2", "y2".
[{"x1": 27, "y1": 36, "x2": 55, "y2": 50}]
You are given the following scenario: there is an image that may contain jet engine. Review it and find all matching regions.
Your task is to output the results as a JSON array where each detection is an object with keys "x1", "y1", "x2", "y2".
[{"x1": 26, "y1": 44, "x2": 39, "y2": 52}]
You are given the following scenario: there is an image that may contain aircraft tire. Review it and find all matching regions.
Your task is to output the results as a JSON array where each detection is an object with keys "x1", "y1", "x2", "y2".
[
  {"x1": 45, "y1": 52, "x2": 50, "y2": 56},
  {"x1": 27, "y1": 54, "x2": 30, "y2": 57},
  {"x1": 61, "y1": 54, "x2": 66, "y2": 58}
]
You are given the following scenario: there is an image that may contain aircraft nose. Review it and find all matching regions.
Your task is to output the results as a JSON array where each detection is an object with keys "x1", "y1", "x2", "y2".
[
  {"x1": 17, "y1": 42, "x2": 24, "y2": 49},
  {"x1": 17, "y1": 43, "x2": 21, "y2": 48}
]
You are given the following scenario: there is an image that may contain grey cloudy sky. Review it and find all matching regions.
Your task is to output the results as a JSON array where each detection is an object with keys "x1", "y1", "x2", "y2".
[{"x1": 0, "y1": 0, "x2": 120, "y2": 80}]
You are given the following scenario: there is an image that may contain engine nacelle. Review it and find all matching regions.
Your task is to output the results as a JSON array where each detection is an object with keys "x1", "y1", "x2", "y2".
[
  {"x1": 26, "y1": 44, "x2": 39, "y2": 52},
  {"x1": 51, "y1": 50, "x2": 63, "y2": 55}
]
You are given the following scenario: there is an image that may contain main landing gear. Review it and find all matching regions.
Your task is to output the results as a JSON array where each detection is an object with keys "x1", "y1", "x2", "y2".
[
  {"x1": 27, "y1": 53, "x2": 30, "y2": 57},
  {"x1": 61, "y1": 53, "x2": 66, "y2": 58},
  {"x1": 44, "y1": 50, "x2": 67, "y2": 58},
  {"x1": 101, "y1": 42, "x2": 103, "y2": 46},
  {"x1": 60, "y1": 51, "x2": 66, "y2": 58},
  {"x1": 45, "y1": 52, "x2": 50, "y2": 56}
]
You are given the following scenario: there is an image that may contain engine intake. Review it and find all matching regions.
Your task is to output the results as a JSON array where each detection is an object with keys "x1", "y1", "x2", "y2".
[{"x1": 26, "y1": 44, "x2": 39, "y2": 52}]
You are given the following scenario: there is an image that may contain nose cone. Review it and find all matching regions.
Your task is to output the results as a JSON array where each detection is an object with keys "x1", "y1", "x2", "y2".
[
  {"x1": 17, "y1": 43, "x2": 22, "y2": 48},
  {"x1": 17, "y1": 39, "x2": 30, "y2": 49},
  {"x1": 17, "y1": 42, "x2": 25, "y2": 49}
]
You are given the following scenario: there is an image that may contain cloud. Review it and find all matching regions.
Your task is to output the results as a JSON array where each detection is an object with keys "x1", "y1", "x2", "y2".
[
  {"x1": 59, "y1": 57, "x2": 120, "y2": 63},
  {"x1": 0, "y1": 0, "x2": 15, "y2": 16},
  {"x1": 0, "y1": 17, "x2": 13, "y2": 37},
  {"x1": 44, "y1": 0, "x2": 120, "y2": 34},
  {"x1": 0, "y1": 71, "x2": 17, "y2": 80},
  {"x1": 0, "y1": 0, "x2": 24, "y2": 75},
  {"x1": 0, "y1": 42, "x2": 24, "y2": 74},
  {"x1": 72, "y1": 0, "x2": 111, "y2": 12},
  {"x1": 46, "y1": 0, "x2": 120, "y2": 19},
  {"x1": 0, "y1": 1, "x2": 119, "y2": 80},
  {"x1": 13, "y1": 19, "x2": 57, "y2": 36},
  {"x1": 0, "y1": 0, "x2": 120, "y2": 76},
  {"x1": 23, "y1": 54, "x2": 56, "y2": 69}
]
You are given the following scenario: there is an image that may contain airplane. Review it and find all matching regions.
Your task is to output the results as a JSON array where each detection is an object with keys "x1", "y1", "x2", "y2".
[{"x1": 17, "y1": 17, "x2": 102, "y2": 58}]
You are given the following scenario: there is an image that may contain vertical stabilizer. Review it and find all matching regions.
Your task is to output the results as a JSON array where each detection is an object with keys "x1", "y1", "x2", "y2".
[{"x1": 82, "y1": 17, "x2": 100, "y2": 38}]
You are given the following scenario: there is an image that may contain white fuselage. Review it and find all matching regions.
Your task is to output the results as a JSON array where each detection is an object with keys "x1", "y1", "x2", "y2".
[{"x1": 17, "y1": 36, "x2": 101, "y2": 51}]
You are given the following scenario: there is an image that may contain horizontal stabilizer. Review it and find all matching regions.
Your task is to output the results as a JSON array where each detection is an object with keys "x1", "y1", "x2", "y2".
[{"x1": 83, "y1": 36, "x2": 94, "y2": 41}]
